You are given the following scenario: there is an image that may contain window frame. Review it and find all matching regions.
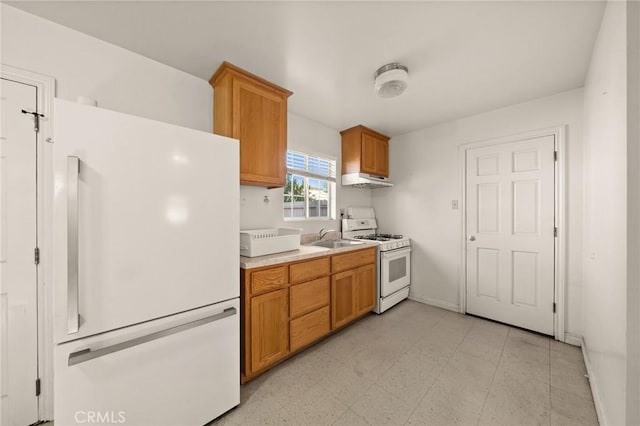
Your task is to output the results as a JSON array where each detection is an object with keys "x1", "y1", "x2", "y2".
[{"x1": 283, "y1": 151, "x2": 336, "y2": 221}]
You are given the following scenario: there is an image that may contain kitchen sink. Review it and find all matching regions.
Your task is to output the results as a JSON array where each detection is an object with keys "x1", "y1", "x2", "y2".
[{"x1": 307, "y1": 239, "x2": 365, "y2": 249}]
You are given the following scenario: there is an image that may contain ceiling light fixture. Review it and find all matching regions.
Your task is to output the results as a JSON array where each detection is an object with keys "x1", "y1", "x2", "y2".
[{"x1": 374, "y1": 63, "x2": 409, "y2": 98}]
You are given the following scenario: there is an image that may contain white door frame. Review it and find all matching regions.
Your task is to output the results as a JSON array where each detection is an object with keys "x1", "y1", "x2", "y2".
[
  {"x1": 458, "y1": 126, "x2": 566, "y2": 341},
  {"x1": 1, "y1": 64, "x2": 56, "y2": 420}
]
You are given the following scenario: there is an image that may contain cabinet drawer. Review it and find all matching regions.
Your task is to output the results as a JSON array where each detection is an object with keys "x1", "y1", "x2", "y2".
[
  {"x1": 290, "y1": 257, "x2": 330, "y2": 284},
  {"x1": 290, "y1": 277, "x2": 330, "y2": 318},
  {"x1": 290, "y1": 306, "x2": 330, "y2": 351},
  {"x1": 331, "y1": 248, "x2": 376, "y2": 273},
  {"x1": 251, "y1": 266, "x2": 288, "y2": 295}
]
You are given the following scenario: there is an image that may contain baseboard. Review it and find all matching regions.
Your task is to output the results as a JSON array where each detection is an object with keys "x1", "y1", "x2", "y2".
[
  {"x1": 408, "y1": 295, "x2": 459, "y2": 313},
  {"x1": 581, "y1": 337, "x2": 607, "y2": 426},
  {"x1": 564, "y1": 332, "x2": 582, "y2": 347}
]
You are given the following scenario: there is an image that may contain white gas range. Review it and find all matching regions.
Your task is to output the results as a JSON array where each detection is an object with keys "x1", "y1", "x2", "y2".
[{"x1": 342, "y1": 207, "x2": 411, "y2": 313}]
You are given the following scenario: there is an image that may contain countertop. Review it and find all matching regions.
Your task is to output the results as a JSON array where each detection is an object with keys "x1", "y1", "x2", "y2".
[{"x1": 240, "y1": 241, "x2": 378, "y2": 269}]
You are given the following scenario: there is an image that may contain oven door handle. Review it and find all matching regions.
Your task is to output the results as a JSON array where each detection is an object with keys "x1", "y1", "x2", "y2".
[{"x1": 381, "y1": 247, "x2": 412, "y2": 259}]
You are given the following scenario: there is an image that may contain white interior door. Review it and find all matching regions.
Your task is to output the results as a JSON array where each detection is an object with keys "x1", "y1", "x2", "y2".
[
  {"x1": 0, "y1": 78, "x2": 39, "y2": 425},
  {"x1": 465, "y1": 135, "x2": 555, "y2": 335}
]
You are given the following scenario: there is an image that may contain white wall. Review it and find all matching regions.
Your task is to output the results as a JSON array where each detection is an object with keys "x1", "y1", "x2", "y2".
[
  {"x1": 1, "y1": 4, "x2": 212, "y2": 132},
  {"x1": 0, "y1": 5, "x2": 370, "y2": 238},
  {"x1": 1, "y1": 5, "x2": 214, "y2": 421},
  {"x1": 582, "y1": 2, "x2": 628, "y2": 425},
  {"x1": 240, "y1": 112, "x2": 371, "y2": 234},
  {"x1": 627, "y1": 4, "x2": 640, "y2": 425},
  {"x1": 371, "y1": 89, "x2": 584, "y2": 334}
]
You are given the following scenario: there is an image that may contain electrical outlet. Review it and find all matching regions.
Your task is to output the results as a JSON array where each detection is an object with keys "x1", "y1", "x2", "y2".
[{"x1": 452, "y1": 200, "x2": 459, "y2": 210}]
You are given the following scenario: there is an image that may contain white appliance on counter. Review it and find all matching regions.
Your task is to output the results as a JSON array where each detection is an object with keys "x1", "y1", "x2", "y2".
[
  {"x1": 53, "y1": 99, "x2": 239, "y2": 425},
  {"x1": 341, "y1": 207, "x2": 411, "y2": 313}
]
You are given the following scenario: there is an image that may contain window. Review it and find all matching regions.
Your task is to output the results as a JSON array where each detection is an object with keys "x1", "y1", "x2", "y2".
[{"x1": 283, "y1": 151, "x2": 336, "y2": 220}]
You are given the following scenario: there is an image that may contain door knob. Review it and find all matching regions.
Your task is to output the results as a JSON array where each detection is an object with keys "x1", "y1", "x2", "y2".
[{"x1": 468, "y1": 235, "x2": 476, "y2": 241}]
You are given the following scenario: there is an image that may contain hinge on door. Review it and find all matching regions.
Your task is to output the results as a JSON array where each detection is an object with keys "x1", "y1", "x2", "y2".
[
  {"x1": 21, "y1": 109, "x2": 45, "y2": 133},
  {"x1": 34, "y1": 247, "x2": 40, "y2": 265},
  {"x1": 554, "y1": 151, "x2": 558, "y2": 161},
  {"x1": 554, "y1": 227, "x2": 558, "y2": 238},
  {"x1": 35, "y1": 378, "x2": 41, "y2": 396},
  {"x1": 553, "y1": 302, "x2": 557, "y2": 314}
]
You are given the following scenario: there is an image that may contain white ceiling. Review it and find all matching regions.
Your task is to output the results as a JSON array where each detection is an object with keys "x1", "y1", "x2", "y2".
[{"x1": 9, "y1": 1, "x2": 605, "y2": 136}]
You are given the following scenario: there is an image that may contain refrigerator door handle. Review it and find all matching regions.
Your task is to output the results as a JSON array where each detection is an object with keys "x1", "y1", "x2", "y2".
[
  {"x1": 67, "y1": 306, "x2": 237, "y2": 366},
  {"x1": 67, "y1": 156, "x2": 80, "y2": 334}
]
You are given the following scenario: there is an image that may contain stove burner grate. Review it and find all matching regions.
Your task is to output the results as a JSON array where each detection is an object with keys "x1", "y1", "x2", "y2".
[{"x1": 353, "y1": 233, "x2": 404, "y2": 242}]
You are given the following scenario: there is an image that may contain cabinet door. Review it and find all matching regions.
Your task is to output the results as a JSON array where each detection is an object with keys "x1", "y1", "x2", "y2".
[
  {"x1": 361, "y1": 133, "x2": 389, "y2": 177},
  {"x1": 375, "y1": 138, "x2": 389, "y2": 177},
  {"x1": 250, "y1": 289, "x2": 289, "y2": 373},
  {"x1": 360, "y1": 132, "x2": 379, "y2": 175},
  {"x1": 355, "y1": 264, "x2": 376, "y2": 317},
  {"x1": 233, "y1": 78, "x2": 287, "y2": 187},
  {"x1": 331, "y1": 271, "x2": 356, "y2": 329}
]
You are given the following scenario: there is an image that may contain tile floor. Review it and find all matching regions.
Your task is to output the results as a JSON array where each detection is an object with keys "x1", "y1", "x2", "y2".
[{"x1": 215, "y1": 300, "x2": 598, "y2": 426}]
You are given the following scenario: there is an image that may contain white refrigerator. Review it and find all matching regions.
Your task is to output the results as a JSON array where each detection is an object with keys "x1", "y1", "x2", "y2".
[{"x1": 52, "y1": 99, "x2": 239, "y2": 425}]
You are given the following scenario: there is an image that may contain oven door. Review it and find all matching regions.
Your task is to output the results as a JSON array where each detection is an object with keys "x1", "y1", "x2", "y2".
[{"x1": 380, "y1": 247, "x2": 411, "y2": 297}]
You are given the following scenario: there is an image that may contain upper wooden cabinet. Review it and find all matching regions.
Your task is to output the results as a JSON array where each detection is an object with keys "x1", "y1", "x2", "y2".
[
  {"x1": 210, "y1": 61, "x2": 293, "y2": 188},
  {"x1": 341, "y1": 125, "x2": 390, "y2": 178}
]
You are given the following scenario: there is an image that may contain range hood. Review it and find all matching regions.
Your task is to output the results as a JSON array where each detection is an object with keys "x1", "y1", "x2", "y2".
[{"x1": 341, "y1": 173, "x2": 393, "y2": 189}]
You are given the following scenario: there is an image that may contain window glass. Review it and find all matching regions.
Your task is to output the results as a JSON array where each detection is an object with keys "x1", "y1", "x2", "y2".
[
  {"x1": 283, "y1": 174, "x2": 306, "y2": 218},
  {"x1": 308, "y1": 178, "x2": 329, "y2": 218},
  {"x1": 283, "y1": 151, "x2": 335, "y2": 220}
]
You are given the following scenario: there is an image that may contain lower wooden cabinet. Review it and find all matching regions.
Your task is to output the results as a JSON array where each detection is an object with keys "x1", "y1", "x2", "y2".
[
  {"x1": 250, "y1": 289, "x2": 289, "y2": 373},
  {"x1": 331, "y1": 248, "x2": 376, "y2": 273},
  {"x1": 251, "y1": 266, "x2": 287, "y2": 295},
  {"x1": 290, "y1": 306, "x2": 330, "y2": 351},
  {"x1": 331, "y1": 270, "x2": 356, "y2": 329},
  {"x1": 355, "y1": 264, "x2": 376, "y2": 316},
  {"x1": 242, "y1": 247, "x2": 376, "y2": 382},
  {"x1": 290, "y1": 277, "x2": 330, "y2": 318},
  {"x1": 331, "y1": 263, "x2": 376, "y2": 329}
]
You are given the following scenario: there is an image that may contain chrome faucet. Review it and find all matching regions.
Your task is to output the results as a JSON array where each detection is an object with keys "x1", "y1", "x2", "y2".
[{"x1": 317, "y1": 228, "x2": 335, "y2": 241}]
